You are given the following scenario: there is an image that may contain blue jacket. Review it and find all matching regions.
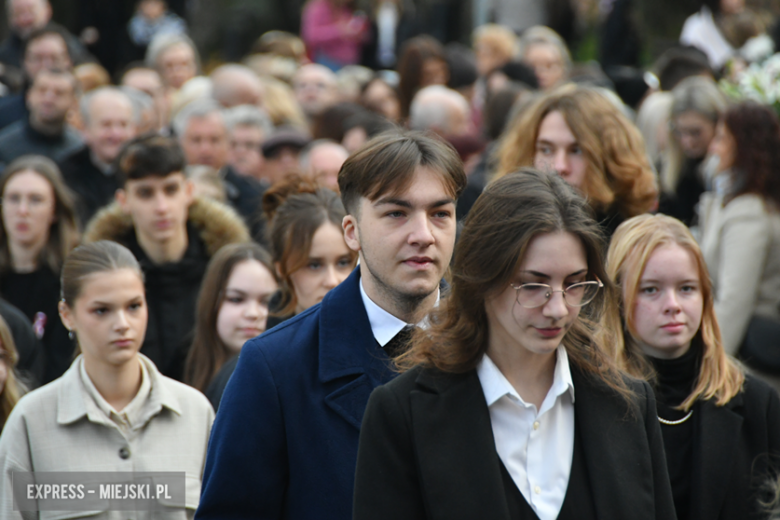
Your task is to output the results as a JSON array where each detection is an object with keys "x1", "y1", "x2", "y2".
[{"x1": 196, "y1": 268, "x2": 397, "y2": 520}]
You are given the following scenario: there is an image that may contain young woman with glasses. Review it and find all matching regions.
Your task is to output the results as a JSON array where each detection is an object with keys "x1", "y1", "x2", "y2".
[
  {"x1": 353, "y1": 168, "x2": 675, "y2": 520},
  {"x1": 604, "y1": 213, "x2": 780, "y2": 520}
]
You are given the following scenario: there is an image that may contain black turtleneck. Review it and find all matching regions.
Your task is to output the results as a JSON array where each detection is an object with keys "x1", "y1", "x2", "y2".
[{"x1": 649, "y1": 346, "x2": 700, "y2": 520}]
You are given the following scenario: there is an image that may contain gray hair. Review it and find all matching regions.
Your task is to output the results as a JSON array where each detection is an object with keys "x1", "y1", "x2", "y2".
[
  {"x1": 145, "y1": 32, "x2": 200, "y2": 72},
  {"x1": 223, "y1": 104, "x2": 274, "y2": 135},
  {"x1": 408, "y1": 85, "x2": 469, "y2": 132},
  {"x1": 79, "y1": 87, "x2": 137, "y2": 127},
  {"x1": 120, "y1": 86, "x2": 153, "y2": 119},
  {"x1": 172, "y1": 97, "x2": 224, "y2": 137},
  {"x1": 670, "y1": 76, "x2": 727, "y2": 122},
  {"x1": 518, "y1": 25, "x2": 572, "y2": 72}
]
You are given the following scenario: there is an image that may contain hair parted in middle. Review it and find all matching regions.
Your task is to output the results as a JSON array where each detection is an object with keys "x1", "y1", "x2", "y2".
[
  {"x1": 495, "y1": 84, "x2": 658, "y2": 219},
  {"x1": 184, "y1": 242, "x2": 277, "y2": 392},
  {"x1": 603, "y1": 214, "x2": 744, "y2": 411},
  {"x1": 0, "y1": 155, "x2": 81, "y2": 276},
  {"x1": 396, "y1": 168, "x2": 633, "y2": 403},
  {"x1": 338, "y1": 130, "x2": 467, "y2": 216}
]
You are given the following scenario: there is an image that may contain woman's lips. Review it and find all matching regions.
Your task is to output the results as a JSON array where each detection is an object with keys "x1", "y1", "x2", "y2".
[
  {"x1": 535, "y1": 327, "x2": 563, "y2": 338},
  {"x1": 661, "y1": 323, "x2": 685, "y2": 333}
]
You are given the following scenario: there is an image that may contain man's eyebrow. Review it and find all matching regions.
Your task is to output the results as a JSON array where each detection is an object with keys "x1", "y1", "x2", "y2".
[{"x1": 373, "y1": 198, "x2": 455, "y2": 209}]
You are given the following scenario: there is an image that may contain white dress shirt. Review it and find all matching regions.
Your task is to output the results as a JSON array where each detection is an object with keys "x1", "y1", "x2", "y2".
[
  {"x1": 476, "y1": 346, "x2": 575, "y2": 520},
  {"x1": 359, "y1": 279, "x2": 439, "y2": 347}
]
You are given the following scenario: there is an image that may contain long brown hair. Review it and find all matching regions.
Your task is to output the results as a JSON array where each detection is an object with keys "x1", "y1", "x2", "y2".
[
  {"x1": 397, "y1": 168, "x2": 633, "y2": 402},
  {"x1": 263, "y1": 176, "x2": 356, "y2": 315},
  {"x1": 184, "y1": 243, "x2": 277, "y2": 392},
  {"x1": 604, "y1": 214, "x2": 744, "y2": 411},
  {"x1": 0, "y1": 313, "x2": 22, "y2": 432},
  {"x1": 0, "y1": 155, "x2": 81, "y2": 275},
  {"x1": 495, "y1": 85, "x2": 657, "y2": 218}
]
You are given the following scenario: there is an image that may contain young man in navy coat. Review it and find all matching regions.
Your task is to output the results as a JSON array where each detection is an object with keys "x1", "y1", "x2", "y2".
[{"x1": 196, "y1": 131, "x2": 467, "y2": 519}]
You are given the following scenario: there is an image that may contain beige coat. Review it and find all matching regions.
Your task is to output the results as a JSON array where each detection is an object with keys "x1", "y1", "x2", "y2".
[
  {"x1": 0, "y1": 355, "x2": 214, "y2": 519},
  {"x1": 699, "y1": 192, "x2": 780, "y2": 354}
]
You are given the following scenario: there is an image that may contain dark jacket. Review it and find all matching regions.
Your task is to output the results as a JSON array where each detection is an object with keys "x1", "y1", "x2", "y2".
[
  {"x1": 683, "y1": 375, "x2": 780, "y2": 520},
  {"x1": 197, "y1": 268, "x2": 398, "y2": 520},
  {"x1": 83, "y1": 197, "x2": 250, "y2": 379},
  {"x1": 221, "y1": 165, "x2": 267, "y2": 242},
  {"x1": 0, "y1": 297, "x2": 42, "y2": 388},
  {"x1": 353, "y1": 364, "x2": 677, "y2": 520},
  {"x1": 0, "y1": 119, "x2": 82, "y2": 169},
  {"x1": 58, "y1": 145, "x2": 121, "y2": 226},
  {"x1": 0, "y1": 93, "x2": 28, "y2": 133}
]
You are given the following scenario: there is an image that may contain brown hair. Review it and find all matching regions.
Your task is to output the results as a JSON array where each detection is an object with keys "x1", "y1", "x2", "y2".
[
  {"x1": 397, "y1": 168, "x2": 633, "y2": 403},
  {"x1": 722, "y1": 101, "x2": 780, "y2": 209},
  {"x1": 0, "y1": 155, "x2": 80, "y2": 275},
  {"x1": 495, "y1": 85, "x2": 657, "y2": 218},
  {"x1": 338, "y1": 130, "x2": 467, "y2": 216},
  {"x1": 604, "y1": 214, "x2": 744, "y2": 410},
  {"x1": 184, "y1": 243, "x2": 277, "y2": 392},
  {"x1": 263, "y1": 176, "x2": 356, "y2": 315},
  {"x1": 397, "y1": 36, "x2": 447, "y2": 119},
  {"x1": 61, "y1": 240, "x2": 143, "y2": 307},
  {"x1": 0, "y1": 313, "x2": 22, "y2": 432},
  {"x1": 115, "y1": 133, "x2": 187, "y2": 186}
]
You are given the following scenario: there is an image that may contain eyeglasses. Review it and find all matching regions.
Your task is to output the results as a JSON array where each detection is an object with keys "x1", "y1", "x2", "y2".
[{"x1": 509, "y1": 280, "x2": 603, "y2": 309}]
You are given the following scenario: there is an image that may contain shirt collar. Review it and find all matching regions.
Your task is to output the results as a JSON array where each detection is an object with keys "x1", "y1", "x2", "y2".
[
  {"x1": 476, "y1": 345, "x2": 575, "y2": 407},
  {"x1": 79, "y1": 356, "x2": 152, "y2": 429},
  {"x1": 358, "y1": 278, "x2": 441, "y2": 346},
  {"x1": 57, "y1": 353, "x2": 182, "y2": 426}
]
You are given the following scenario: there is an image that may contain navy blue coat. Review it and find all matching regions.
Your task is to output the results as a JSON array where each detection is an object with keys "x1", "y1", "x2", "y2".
[{"x1": 196, "y1": 268, "x2": 397, "y2": 520}]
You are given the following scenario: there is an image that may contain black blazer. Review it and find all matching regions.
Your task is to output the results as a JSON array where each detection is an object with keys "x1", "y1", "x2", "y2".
[
  {"x1": 687, "y1": 374, "x2": 780, "y2": 520},
  {"x1": 354, "y1": 364, "x2": 677, "y2": 520}
]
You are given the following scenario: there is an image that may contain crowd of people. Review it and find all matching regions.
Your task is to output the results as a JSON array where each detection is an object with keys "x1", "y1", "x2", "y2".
[{"x1": 1, "y1": 0, "x2": 780, "y2": 518}]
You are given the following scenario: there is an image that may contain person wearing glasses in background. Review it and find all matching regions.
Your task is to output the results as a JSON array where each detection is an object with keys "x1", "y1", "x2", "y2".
[{"x1": 353, "y1": 168, "x2": 675, "y2": 520}]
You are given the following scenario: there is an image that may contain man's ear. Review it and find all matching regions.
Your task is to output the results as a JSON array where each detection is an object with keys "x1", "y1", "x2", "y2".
[
  {"x1": 342, "y1": 214, "x2": 361, "y2": 253},
  {"x1": 115, "y1": 188, "x2": 129, "y2": 214}
]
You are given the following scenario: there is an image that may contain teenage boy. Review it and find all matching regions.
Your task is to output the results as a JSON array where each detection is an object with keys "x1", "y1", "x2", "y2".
[
  {"x1": 83, "y1": 134, "x2": 249, "y2": 379},
  {"x1": 196, "y1": 131, "x2": 467, "y2": 519}
]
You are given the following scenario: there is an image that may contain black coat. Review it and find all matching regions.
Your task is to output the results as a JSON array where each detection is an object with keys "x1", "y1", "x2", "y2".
[
  {"x1": 59, "y1": 145, "x2": 121, "y2": 226},
  {"x1": 685, "y1": 375, "x2": 780, "y2": 520},
  {"x1": 354, "y1": 364, "x2": 677, "y2": 520},
  {"x1": 0, "y1": 297, "x2": 42, "y2": 388}
]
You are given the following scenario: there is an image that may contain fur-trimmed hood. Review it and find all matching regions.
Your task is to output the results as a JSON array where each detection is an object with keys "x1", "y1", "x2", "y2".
[{"x1": 83, "y1": 197, "x2": 251, "y2": 256}]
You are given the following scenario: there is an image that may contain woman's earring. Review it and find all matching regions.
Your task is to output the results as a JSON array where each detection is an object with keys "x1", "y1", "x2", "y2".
[{"x1": 68, "y1": 330, "x2": 74, "y2": 341}]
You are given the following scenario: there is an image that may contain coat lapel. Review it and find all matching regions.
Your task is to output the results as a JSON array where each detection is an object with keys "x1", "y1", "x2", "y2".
[
  {"x1": 690, "y1": 396, "x2": 743, "y2": 520},
  {"x1": 573, "y1": 369, "x2": 658, "y2": 519},
  {"x1": 410, "y1": 369, "x2": 511, "y2": 520},
  {"x1": 318, "y1": 269, "x2": 396, "y2": 430}
]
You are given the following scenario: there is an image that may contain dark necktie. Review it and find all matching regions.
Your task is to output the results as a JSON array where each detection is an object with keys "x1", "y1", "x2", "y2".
[{"x1": 383, "y1": 325, "x2": 415, "y2": 358}]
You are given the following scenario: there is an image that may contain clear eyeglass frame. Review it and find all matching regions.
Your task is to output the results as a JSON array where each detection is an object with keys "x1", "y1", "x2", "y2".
[{"x1": 509, "y1": 280, "x2": 604, "y2": 309}]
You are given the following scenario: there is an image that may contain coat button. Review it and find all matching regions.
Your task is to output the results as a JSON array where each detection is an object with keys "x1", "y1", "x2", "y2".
[{"x1": 119, "y1": 447, "x2": 130, "y2": 459}]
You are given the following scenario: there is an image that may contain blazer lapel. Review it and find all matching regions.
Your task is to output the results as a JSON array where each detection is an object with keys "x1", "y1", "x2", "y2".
[
  {"x1": 410, "y1": 369, "x2": 511, "y2": 520},
  {"x1": 573, "y1": 369, "x2": 658, "y2": 519},
  {"x1": 690, "y1": 397, "x2": 743, "y2": 520},
  {"x1": 318, "y1": 269, "x2": 396, "y2": 430}
]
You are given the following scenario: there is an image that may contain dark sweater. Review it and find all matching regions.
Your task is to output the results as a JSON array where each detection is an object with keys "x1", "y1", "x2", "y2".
[
  {"x1": 650, "y1": 346, "x2": 700, "y2": 520},
  {"x1": 0, "y1": 267, "x2": 74, "y2": 383},
  {"x1": 0, "y1": 119, "x2": 83, "y2": 169}
]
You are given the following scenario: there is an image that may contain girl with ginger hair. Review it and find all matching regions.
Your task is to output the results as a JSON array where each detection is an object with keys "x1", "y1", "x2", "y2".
[
  {"x1": 495, "y1": 85, "x2": 658, "y2": 236},
  {"x1": 604, "y1": 213, "x2": 780, "y2": 520}
]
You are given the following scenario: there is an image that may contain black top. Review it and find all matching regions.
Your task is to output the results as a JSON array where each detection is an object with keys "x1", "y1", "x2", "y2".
[
  {"x1": 499, "y1": 420, "x2": 597, "y2": 520},
  {"x1": 0, "y1": 297, "x2": 43, "y2": 387},
  {"x1": 650, "y1": 346, "x2": 700, "y2": 520},
  {"x1": 0, "y1": 119, "x2": 83, "y2": 169},
  {"x1": 59, "y1": 145, "x2": 120, "y2": 226},
  {"x1": 0, "y1": 267, "x2": 74, "y2": 383},
  {"x1": 126, "y1": 223, "x2": 210, "y2": 380}
]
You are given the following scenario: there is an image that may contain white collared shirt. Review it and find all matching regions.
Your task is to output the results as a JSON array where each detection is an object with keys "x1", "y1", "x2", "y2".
[
  {"x1": 476, "y1": 346, "x2": 576, "y2": 520},
  {"x1": 358, "y1": 278, "x2": 439, "y2": 347}
]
